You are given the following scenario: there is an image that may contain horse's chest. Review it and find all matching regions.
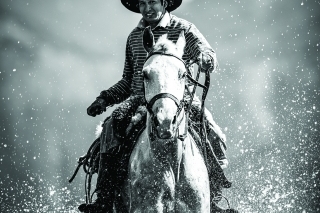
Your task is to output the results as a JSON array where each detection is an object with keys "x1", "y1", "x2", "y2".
[{"x1": 128, "y1": 136, "x2": 210, "y2": 212}]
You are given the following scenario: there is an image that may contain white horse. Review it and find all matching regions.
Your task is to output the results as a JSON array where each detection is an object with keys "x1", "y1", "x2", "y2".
[{"x1": 122, "y1": 28, "x2": 210, "y2": 212}]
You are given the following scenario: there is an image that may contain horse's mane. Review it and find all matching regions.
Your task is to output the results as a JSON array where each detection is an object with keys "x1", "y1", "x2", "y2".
[{"x1": 152, "y1": 34, "x2": 180, "y2": 56}]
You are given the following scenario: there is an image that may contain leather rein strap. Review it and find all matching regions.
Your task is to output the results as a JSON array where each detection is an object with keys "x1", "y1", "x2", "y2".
[{"x1": 144, "y1": 51, "x2": 186, "y2": 67}]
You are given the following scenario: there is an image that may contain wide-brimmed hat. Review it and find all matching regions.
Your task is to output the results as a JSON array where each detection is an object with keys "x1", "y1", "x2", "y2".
[{"x1": 121, "y1": 0, "x2": 182, "y2": 13}]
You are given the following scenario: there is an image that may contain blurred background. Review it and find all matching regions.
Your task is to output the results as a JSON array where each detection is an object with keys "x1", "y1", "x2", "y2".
[{"x1": 0, "y1": 0, "x2": 319, "y2": 212}]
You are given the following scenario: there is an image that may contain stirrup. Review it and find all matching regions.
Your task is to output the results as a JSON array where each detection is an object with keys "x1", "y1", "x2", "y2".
[{"x1": 211, "y1": 194, "x2": 238, "y2": 213}]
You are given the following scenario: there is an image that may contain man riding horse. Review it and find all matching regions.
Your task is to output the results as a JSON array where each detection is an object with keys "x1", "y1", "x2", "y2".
[{"x1": 78, "y1": 0, "x2": 237, "y2": 212}]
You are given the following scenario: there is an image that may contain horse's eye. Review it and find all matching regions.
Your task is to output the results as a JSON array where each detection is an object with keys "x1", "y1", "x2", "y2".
[
  {"x1": 178, "y1": 70, "x2": 186, "y2": 79},
  {"x1": 143, "y1": 70, "x2": 149, "y2": 80},
  {"x1": 153, "y1": 116, "x2": 159, "y2": 127}
]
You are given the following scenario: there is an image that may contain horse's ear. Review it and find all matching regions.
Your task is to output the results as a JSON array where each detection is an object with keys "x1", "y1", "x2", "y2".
[
  {"x1": 143, "y1": 26, "x2": 155, "y2": 53},
  {"x1": 175, "y1": 31, "x2": 186, "y2": 58}
]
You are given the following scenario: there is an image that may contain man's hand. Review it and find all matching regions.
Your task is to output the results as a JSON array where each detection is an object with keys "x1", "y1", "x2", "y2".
[
  {"x1": 198, "y1": 52, "x2": 218, "y2": 73},
  {"x1": 87, "y1": 98, "x2": 107, "y2": 117}
]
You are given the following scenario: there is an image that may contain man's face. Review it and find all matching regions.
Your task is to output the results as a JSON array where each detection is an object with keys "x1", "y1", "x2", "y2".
[{"x1": 138, "y1": 0, "x2": 166, "y2": 24}]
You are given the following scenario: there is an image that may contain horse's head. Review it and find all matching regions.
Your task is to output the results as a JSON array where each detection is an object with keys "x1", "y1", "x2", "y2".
[{"x1": 142, "y1": 27, "x2": 186, "y2": 139}]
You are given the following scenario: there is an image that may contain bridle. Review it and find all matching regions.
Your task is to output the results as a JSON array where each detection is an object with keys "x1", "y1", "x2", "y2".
[
  {"x1": 145, "y1": 52, "x2": 186, "y2": 116},
  {"x1": 143, "y1": 49, "x2": 210, "y2": 143},
  {"x1": 144, "y1": 51, "x2": 188, "y2": 141}
]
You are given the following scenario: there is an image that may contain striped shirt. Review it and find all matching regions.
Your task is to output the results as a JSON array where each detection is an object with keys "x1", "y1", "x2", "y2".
[{"x1": 99, "y1": 12, "x2": 216, "y2": 105}]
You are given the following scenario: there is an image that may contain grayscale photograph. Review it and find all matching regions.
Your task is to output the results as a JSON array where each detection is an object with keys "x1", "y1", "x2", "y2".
[{"x1": 0, "y1": 0, "x2": 319, "y2": 212}]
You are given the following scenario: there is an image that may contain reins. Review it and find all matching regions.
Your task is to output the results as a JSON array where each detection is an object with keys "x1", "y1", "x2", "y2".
[
  {"x1": 69, "y1": 135, "x2": 101, "y2": 204},
  {"x1": 184, "y1": 60, "x2": 210, "y2": 166}
]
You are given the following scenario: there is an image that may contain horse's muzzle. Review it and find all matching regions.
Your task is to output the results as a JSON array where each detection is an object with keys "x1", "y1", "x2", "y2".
[
  {"x1": 156, "y1": 128, "x2": 175, "y2": 139},
  {"x1": 153, "y1": 115, "x2": 177, "y2": 139}
]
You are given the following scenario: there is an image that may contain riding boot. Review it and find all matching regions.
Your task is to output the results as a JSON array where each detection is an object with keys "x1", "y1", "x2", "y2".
[
  {"x1": 206, "y1": 124, "x2": 238, "y2": 212},
  {"x1": 78, "y1": 153, "x2": 116, "y2": 213},
  {"x1": 207, "y1": 124, "x2": 228, "y2": 169}
]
